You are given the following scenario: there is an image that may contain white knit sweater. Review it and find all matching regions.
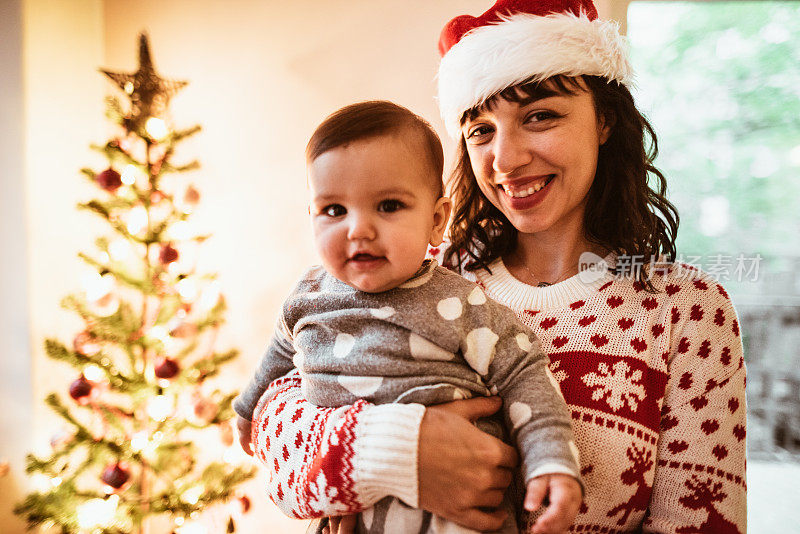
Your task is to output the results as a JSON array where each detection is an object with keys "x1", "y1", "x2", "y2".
[{"x1": 251, "y1": 257, "x2": 746, "y2": 533}]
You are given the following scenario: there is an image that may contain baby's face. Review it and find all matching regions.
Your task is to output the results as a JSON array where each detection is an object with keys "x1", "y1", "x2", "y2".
[{"x1": 308, "y1": 135, "x2": 449, "y2": 293}]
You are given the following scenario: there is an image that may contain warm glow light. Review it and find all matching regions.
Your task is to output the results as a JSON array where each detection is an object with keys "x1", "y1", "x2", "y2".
[
  {"x1": 83, "y1": 365, "x2": 104, "y2": 382},
  {"x1": 145, "y1": 117, "x2": 169, "y2": 140},
  {"x1": 177, "y1": 521, "x2": 208, "y2": 534},
  {"x1": 121, "y1": 164, "x2": 139, "y2": 186},
  {"x1": 181, "y1": 485, "x2": 204, "y2": 505},
  {"x1": 126, "y1": 206, "x2": 148, "y2": 235},
  {"x1": 130, "y1": 431, "x2": 148, "y2": 452},
  {"x1": 124, "y1": 82, "x2": 134, "y2": 94},
  {"x1": 93, "y1": 294, "x2": 120, "y2": 317},
  {"x1": 198, "y1": 281, "x2": 221, "y2": 312},
  {"x1": 168, "y1": 221, "x2": 192, "y2": 241},
  {"x1": 148, "y1": 325, "x2": 170, "y2": 342},
  {"x1": 146, "y1": 395, "x2": 174, "y2": 422},
  {"x1": 177, "y1": 278, "x2": 199, "y2": 302},
  {"x1": 76, "y1": 496, "x2": 118, "y2": 529},
  {"x1": 108, "y1": 239, "x2": 133, "y2": 261},
  {"x1": 98, "y1": 252, "x2": 111, "y2": 264},
  {"x1": 223, "y1": 446, "x2": 249, "y2": 464},
  {"x1": 51, "y1": 476, "x2": 63, "y2": 487},
  {"x1": 81, "y1": 272, "x2": 114, "y2": 302},
  {"x1": 31, "y1": 473, "x2": 51, "y2": 492}
]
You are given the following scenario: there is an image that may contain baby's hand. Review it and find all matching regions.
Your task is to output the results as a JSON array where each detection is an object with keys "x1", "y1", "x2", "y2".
[
  {"x1": 524, "y1": 473, "x2": 581, "y2": 534},
  {"x1": 236, "y1": 415, "x2": 254, "y2": 456}
]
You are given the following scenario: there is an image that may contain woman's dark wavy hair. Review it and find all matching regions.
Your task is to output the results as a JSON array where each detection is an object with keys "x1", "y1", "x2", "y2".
[{"x1": 443, "y1": 75, "x2": 679, "y2": 290}]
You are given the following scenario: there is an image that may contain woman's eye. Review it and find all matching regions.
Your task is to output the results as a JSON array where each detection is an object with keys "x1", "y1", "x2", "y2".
[
  {"x1": 465, "y1": 124, "x2": 493, "y2": 140},
  {"x1": 322, "y1": 204, "x2": 346, "y2": 217},
  {"x1": 526, "y1": 111, "x2": 558, "y2": 123},
  {"x1": 378, "y1": 199, "x2": 404, "y2": 213}
]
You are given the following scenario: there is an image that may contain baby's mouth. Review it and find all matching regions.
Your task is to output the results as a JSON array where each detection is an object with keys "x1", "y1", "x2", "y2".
[
  {"x1": 500, "y1": 175, "x2": 555, "y2": 198},
  {"x1": 350, "y1": 253, "x2": 384, "y2": 262}
]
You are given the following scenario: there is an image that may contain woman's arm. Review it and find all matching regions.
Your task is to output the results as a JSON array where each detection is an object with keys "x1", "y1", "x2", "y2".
[
  {"x1": 251, "y1": 371, "x2": 422, "y2": 518},
  {"x1": 251, "y1": 372, "x2": 517, "y2": 529},
  {"x1": 643, "y1": 278, "x2": 746, "y2": 533}
]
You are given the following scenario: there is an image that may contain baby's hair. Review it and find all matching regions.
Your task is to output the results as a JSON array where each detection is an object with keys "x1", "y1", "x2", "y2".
[{"x1": 306, "y1": 101, "x2": 444, "y2": 197}]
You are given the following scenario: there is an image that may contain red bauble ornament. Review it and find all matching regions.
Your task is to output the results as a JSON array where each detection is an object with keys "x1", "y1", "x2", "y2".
[
  {"x1": 69, "y1": 376, "x2": 93, "y2": 401},
  {"x1": 183, "y1": 185, "x2": 200, "y2": 208},
  {"x1": 101, "y1": 463, "x2": 130, "y2": 489},
  {"x1": 192, "y1": 395, "x2": 219, "y2": 424},
  {"x1": 238, "y1": 495, "x2": 251, "y2": 513},
  {"x1": 154, "y1": 357, "x2": 180, "y2": 379},
  {"x1": 96, "y1": 168, "x2": 123, "y2": 193},
  {"x1": 159, "y1": 244, "x2": 179, "y2": 264}
]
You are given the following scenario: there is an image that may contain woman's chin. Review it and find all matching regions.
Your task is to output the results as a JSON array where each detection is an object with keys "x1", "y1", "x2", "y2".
[{"x1": 506, "y1": 215, "x2": 554, "y2": 236}]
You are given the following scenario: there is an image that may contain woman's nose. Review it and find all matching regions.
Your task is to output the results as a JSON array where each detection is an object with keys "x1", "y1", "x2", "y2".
[
  {"x1": 346, "y1": 213, "x2": 376, "y2": 241},
  {"x1": 492, "y1": 127, "x2": 532, "y2": 175}
]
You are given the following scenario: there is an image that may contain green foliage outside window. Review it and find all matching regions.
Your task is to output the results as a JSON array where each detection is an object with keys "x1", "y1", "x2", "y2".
[{"x1": 628, "y1": 1, "x2": 800, "y2": 285}]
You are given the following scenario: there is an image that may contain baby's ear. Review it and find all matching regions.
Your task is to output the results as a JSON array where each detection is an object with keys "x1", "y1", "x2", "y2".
[{"x1": 429, "y1": 196, "x2": 452, "y2": 246}]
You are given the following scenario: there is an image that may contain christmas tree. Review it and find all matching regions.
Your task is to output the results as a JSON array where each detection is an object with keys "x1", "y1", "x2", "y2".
[{"x1": 14, "y1": 34, "x2": 255, "y2": 533}]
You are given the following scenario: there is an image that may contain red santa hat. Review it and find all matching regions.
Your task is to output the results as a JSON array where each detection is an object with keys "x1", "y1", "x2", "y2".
[{"x1": 437, "y1": 0, "x2": 633, "y2": 137}]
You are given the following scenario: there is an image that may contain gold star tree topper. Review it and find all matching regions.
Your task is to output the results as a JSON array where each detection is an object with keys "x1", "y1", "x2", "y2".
[{"x1": 101, "y1": 33, "x2": 188, "y2": 133}]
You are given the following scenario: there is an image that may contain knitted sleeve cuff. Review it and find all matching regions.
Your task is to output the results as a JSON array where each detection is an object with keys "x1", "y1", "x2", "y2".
[{"x1": 352, "y1": 403, "x2": 426, "y2": 508}]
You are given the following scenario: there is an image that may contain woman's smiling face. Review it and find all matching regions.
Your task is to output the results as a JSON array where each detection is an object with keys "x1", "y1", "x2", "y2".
[{"x1": 462, "y1": 79, "x2": 610, "y2": 237}]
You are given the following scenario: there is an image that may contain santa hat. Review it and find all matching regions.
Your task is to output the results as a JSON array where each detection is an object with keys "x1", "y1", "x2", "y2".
[{"x1": 437, "y1": 0, "x2": 633, "y2": 137}]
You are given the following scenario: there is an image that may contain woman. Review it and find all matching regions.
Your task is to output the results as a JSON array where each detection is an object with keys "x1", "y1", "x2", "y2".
[{"x1": 245, "y1": 1, "x2": 747, "y2": 532}]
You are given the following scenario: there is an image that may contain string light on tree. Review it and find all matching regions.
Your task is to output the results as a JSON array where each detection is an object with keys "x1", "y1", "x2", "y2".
[
  {"x1": 76, "y1": 495, "x2": 119, "y2": 530},
  {"x1": 120, "y1": 164, "x2": 139, "y2": 186},
  {"x1": 145, "y1": 117, "x2": 169, "y2": 140}
]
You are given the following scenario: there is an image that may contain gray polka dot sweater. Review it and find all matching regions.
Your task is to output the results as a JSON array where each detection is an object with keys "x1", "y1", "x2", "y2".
[{"x1": 235, "y1": 259, "x2": 581, "y2": 487}]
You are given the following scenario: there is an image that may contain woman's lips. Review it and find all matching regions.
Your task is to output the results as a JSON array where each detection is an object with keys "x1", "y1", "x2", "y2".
[
  {"x1": 499, "y1": 175, "x2": 555, "y2": 198},
  {"x1": 498, "y1": 175, "x2": 555, "y2": 209}
]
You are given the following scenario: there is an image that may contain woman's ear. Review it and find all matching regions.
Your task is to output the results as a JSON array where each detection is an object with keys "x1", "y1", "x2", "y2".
[
  {"x1": 429, "y1": 196, "x2": 453, "y2": 247},
  {"x1": 598, "y1": 111, "x2": 615, "y2": 145}
]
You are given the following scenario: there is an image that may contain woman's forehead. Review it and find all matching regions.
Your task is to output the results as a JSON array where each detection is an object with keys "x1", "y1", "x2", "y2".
[{"x1": 463, "y1": 76, "x2": 585, "y2": 122}]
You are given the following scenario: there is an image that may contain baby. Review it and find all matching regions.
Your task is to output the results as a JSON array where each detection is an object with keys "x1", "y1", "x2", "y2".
[{"x1": 234, "y1": 101, "x2": 581, "y2": 533}]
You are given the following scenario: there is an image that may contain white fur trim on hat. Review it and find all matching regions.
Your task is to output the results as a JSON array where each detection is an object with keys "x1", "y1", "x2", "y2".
[{"x1": 437, "y1": 12, "x2": 633, "y2": 137}]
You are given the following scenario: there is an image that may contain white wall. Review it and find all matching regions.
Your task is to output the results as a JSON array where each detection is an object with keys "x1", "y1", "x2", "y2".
[{"x1": 0, "y1": 0, "x2": 31, "y2": 531}]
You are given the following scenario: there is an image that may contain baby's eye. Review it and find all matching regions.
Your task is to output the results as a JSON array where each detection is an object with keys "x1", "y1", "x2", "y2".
[
  {"x1": 378, "y1": 199, "x2": 404, "y2": 213},
  {"x1": 322, "y1": 204, "x2": 346, "y2": 217}
]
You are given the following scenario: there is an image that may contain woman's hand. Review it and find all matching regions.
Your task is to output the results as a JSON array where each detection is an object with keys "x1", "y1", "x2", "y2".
[
  {"x1": 236, "y1": 415, "x2": 253, "y2": 456},
  {"x1": 524, "y1": 474, "x2": 582, "y2": 534},
  {"x1": 322, "y1": 515, "x2": 357, "y2": 534},
  {"x1": 418, "y1": 396, "x2": 518, "y2": 531}
]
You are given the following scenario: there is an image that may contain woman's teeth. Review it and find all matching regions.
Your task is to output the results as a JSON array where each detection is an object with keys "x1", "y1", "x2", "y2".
[{"x1": 501, "y1": 177, "x2": 553, "y2": 198}]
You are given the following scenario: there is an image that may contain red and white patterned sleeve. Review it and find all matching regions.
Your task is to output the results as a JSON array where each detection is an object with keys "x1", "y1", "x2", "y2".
[
  {"x1": 644, "y1": 274, "x2": 746, "y2": 533},
  {"x1": 251, "y1": 371, "x2": 425, "y2": 519}
]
